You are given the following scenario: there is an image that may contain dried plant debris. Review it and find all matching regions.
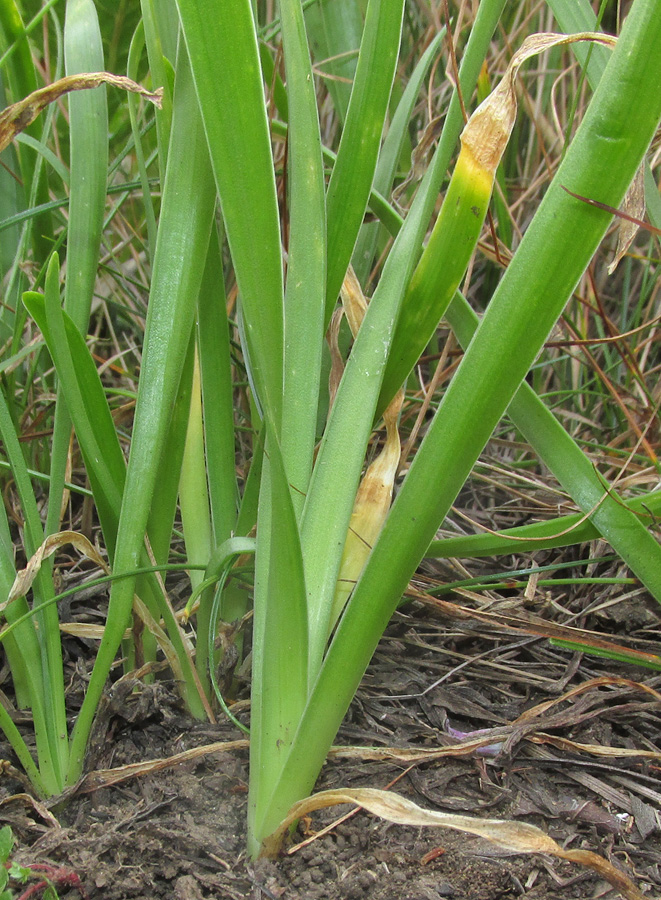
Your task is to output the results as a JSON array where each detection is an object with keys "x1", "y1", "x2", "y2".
[{"x1": 0, "y1": 73, "x2": 162, "y2": 154}]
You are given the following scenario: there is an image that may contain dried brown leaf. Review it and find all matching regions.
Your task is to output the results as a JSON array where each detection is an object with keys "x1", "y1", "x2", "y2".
[
  {"x1": 531, "y1": 732, "x2": 661, "y2": 761},
  {"x1": 340, "y1": 265, "x2": 369, "y2": 339},
  {"x1": 514, "y1": 675, "x2": 661, "y2": 724},
  {"x1": 262, "y1": 788, "x2": 644, "y2": 898},
  {"x1": 327, "y1": 307, "x2": 345, "y2": 411},
  {"x1": 3, "y1": 530, "x2": 109, "y2": 611},
  {"x1": 59, "y1": 623, "x2": 131, "y2": 640},
  {"x1": 415, "y1": 590, "x2": 661, "y2": 669},
  {"x1": 75, "y1": 739, "x2": 248, "y2": 794},
  {"x1": 463, "y1": 32, "x2": 616, "y2": 174},
  {"x1": 0, "y1": 72, "x2": 163, "y2": 153},
  {"x1": 608, "y1": 165, "x2": 647, "y2": 273},
  {"x1": 0, "y1": 791, "x2": 60, "y2": 828}
]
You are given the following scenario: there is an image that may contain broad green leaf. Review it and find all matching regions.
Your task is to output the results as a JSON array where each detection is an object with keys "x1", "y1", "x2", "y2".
[
  {"x1": 249, "y1": 425, "x2": 309, "y2": 855},
  {"x1": 352, "y1": 26, "x2": 445, "y2": 284},
  {"x1": 324, "y1": 0, "x2": 405, "y2": 321},
  {"x1": 24, "y1": 286, "x2": 124, "y2": 553},
  {"x1": 176, "y1": 0, "x2": 284, "y2": 426},
  {"x1": 279, "y1": 0, "x2": 326, "y2": 514}
]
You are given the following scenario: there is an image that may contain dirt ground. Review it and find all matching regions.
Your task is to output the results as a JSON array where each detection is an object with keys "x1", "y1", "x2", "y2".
[{"x1": 1, "y1": 574, "x2": 660, "y2": 899}]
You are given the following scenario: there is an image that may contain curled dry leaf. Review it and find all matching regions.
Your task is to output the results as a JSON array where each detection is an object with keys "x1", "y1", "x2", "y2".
[
  {"x1": 0, "y1": 72, "x2": 163, "y2": 154},
  {"x1": 0, "y1": 791, "x2": 60, "y2": 828},
  {"x1": 461, "y1": 32, "x2": 616, "y2": 176},
  {"x1": 608, "y1": 165, "x2": 646, "y2": 273},
  {"x1": 263, "y1": 788, "x2": 645, "y2": 899},
  {"x1": 3, "y1": 530, "x2": 109, "y2": 611},
  {"x1": 330, "y1": 268, "x2": 404, "y2": 631},
  {"x1": 393, "y1": 33, "x2": 617, "y2": 208},
  {"x1": 75, "y1": 739, "x2": 249, "y2": 794}
]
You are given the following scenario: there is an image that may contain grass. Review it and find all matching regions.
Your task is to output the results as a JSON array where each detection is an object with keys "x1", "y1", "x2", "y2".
[{"x1": 0, "y1": 0, "x2": 659, "y2": 864}]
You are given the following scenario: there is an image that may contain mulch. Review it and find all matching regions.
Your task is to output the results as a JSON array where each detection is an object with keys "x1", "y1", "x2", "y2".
[{"x1": 1, "y1": 548, "x2": 660, "y2": 899}]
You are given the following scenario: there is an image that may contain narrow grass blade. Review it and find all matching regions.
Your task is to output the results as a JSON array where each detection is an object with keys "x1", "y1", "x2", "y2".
[
  {"x1": 197, "y1": 233, "x2": 238, "y2": 549},
  {"x1": 0, "y1": 0, "x2": 53, "y2": 262},
  {"x1": 0, "y1": 503, "x2": 33, "y2": 710},
  {"x1": 547, "y1": 0, "x2": 660, "y2": 221},
  {"x1": 426, "y1": 486, "x2": 661, "y2": 558},
  {"x1": 304, "y1": 0, "x2": 362, "y2": 123},
  {"x1": 0, "y1": 388, "x2": 63, "y2": 792},
  {"x1": 179, "y1": 347, "x2": 212, "y2": 591},
  {"x1": 0, "y1": 704, "x2": 46, "y2": 796},
  {"x1": 0, "y1": 80, "x2": 21, "y2": 311},
  {"x1": 258, "y1": 41, "x2": 288, "y2": 121},
  {"x1": 127, "y1": 21, "x2": 158, "y2": 261}
]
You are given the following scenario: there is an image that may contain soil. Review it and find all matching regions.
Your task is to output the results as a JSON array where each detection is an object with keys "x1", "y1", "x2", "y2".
[{"x1": 1, "y1": 577, "x2": 660, "y2": 900}]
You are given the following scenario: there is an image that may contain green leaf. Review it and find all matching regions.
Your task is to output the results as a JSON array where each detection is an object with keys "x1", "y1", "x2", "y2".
[
  {"x1": 249, "y1": 423, "x2": 310, "y2": 856},
  {"x1": 68, "y1": 43, "x2": 217, "y2": 784},
  {"x1": 176, "y1": 0, "x2": 284, "y2": 426},
  {"x1": 304, "y1": 0, "x2": 362, "y2": 123},
  {"x1": 324, "y1": 0, "x2": 405, "y2": 321},
  {"x1": 444, "y1": 292, "x2": 661, "y2": 600},
  {"x1": 352, "y1": 26, "x2": 446, "y2": 284},
  {"x1": 0, "y1": 825, "x2": 13, "y2": 865},
  {"x1": 24, "y1": 283, "x2": 125, "y2": 556},
  {"x1": 279, "y1": 0, "x2": 326, "y2": 513}
]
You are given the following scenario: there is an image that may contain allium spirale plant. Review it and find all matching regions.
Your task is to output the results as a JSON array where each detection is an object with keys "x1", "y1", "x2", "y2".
[{"x1": 0, "y1": 0, "x2": 660, "y2": 883}]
